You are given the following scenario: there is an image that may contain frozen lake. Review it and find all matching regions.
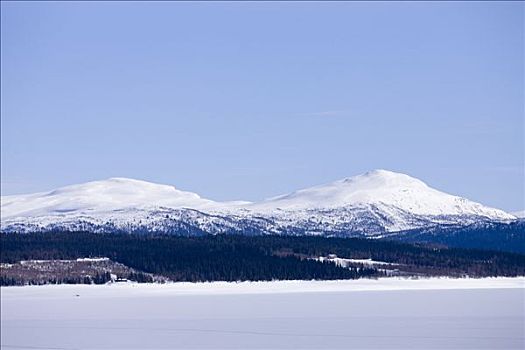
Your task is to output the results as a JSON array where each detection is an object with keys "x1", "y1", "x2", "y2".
[{"x1": 2, "y1": 278, "x2": 524, "y2": 349}]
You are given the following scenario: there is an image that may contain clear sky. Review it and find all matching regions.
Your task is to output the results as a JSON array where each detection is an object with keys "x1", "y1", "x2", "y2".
[{"x1": 1, "y1": 1, "x2": 523, "y2": 212}]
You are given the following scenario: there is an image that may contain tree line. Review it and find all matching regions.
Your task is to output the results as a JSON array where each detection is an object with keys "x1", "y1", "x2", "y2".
[{"x1": 1, "y1": 231, "x2": 524, "y2": 285}]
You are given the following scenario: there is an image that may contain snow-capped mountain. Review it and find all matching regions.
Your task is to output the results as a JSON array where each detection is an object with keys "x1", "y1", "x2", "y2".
[
  {"x1": 511, "y1": 210, "x2": 525, "y2": 219},
  {"x1": 0, "y1": 170, "x2": 516, "y2": 236},
  {"x1": 1, "y1": 177, "x2": 244, "y2": 218},
  {"x1": 247, "y1": 170, "x2": 510, "y2": 217}
]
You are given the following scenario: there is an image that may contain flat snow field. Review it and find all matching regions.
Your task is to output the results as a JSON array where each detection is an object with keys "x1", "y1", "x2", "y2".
[{"x1": 1, "y1": 278, "x2": 524, "y2": 349}]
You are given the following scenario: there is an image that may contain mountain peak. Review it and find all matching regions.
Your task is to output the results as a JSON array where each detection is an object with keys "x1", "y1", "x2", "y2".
[
  {"x1": 98, "y1": 177, "x2": 177, "y2": 189},
  {"x1": 1, "y1": 177, "x2": 215, "y2": 219},
  {"x1": 106, "y1": 177, "x2": 156, "y2": 183},
  {"x1": 42, "y1": 177, "x2": 185, "y2": 198},
  {"x1": 247, "y1": 170, "x2": 512, "y2": 221},
  {"x1": 1, "y1": 171, "x2": 515, "y2": 231},
  {"x1": 341, "y1": 169, "x2": 428, "y2": 189},
  {"x1": 364, "y1": 169, "x2": 398, "y2": 176}
]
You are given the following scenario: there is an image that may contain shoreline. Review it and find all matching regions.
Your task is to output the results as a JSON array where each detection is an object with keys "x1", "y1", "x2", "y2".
[{"x1": 2, "y1": 276, "x2": 523, "y2": 296}]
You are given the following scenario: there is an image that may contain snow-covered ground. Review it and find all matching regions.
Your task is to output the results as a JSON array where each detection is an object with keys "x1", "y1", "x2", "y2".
[
  {"x1": 2, "y1": 278, "x2": 524, "y2": 349},
  {"x1": 317, "y1": 256, "x2": 400, "y2": 268}
]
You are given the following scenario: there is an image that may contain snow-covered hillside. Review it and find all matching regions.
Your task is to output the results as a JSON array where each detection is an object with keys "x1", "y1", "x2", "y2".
[
  {"x1": 0, "y1": 170, "x2": 516, "y2": 236},
  {"x1": 511, "y1": 210, "x2": 525, "y2": 219},
  {"x1": 1, "y1": 177, "x2": 240, "y2": 218},
  {"x1": 247, "y1": 170, "x2": 512, "y2": 218}
]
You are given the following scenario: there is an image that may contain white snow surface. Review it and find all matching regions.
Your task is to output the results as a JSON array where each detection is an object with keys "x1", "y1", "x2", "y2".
[
  {"x1": 75, "y1": 257, "x2": 110, "y2": 262},
  {"x1": 1, "y1": 170, "x2": 516, "y2": 234},
  {"x1": 318, "y1": 256, "x2": 400, "y2": 267},
  {"x1": 246, "y1": 170, "x2": 513, "y2": 219},
  {"x1": 2, "y1": 278, "x2": 524, "y2": 349},
  {"x1": 1, "y1": 277, "x2": 523, "y2": 295},
  {"x1": 1, "y1": 177, "x2": 221, "y2": 218},
  {"x1": 512, "y1": 210, "x2": 525, "y2": 218}
]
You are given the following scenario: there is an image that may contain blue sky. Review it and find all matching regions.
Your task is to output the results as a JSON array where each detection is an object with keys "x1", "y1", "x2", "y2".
[{"x1": 1, "y1": 1, "x2": 523, "y2": 212}]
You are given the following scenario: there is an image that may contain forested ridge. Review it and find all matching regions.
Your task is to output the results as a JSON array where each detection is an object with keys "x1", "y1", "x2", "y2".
[
  {"x1": 1, "y1": 232, "x2": 524, "y2": 285},
  {"x1": 392, "y1": 221, "x2": 525, "y2": 254}
]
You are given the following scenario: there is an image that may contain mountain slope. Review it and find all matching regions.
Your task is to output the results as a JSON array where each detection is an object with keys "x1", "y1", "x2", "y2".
[
  {"x1": 1, "y1": 177, "x2": 247, "y2": 219},
  {"x1": 247, "y1": 170, "x2": 512, "y2": 219},
  {"x1": 0, "y1": 170, "x2": 516, "y2": 236}
]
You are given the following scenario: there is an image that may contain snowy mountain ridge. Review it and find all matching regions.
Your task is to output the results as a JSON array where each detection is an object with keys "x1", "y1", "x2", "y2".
[{"x1": 1, "y1": 170, "x2": 516, "y2": 236}]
